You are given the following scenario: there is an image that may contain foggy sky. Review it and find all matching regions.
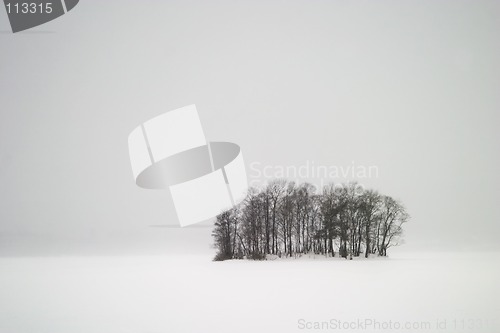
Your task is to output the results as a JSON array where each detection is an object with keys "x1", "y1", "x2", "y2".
[{"x1": 0, "y1": 0, "x2": 499, "y2": 255}]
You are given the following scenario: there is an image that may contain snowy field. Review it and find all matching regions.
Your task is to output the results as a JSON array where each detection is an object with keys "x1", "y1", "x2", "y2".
[{"x1": 0, "y1": 230, "x2": 499, "y2": 333}]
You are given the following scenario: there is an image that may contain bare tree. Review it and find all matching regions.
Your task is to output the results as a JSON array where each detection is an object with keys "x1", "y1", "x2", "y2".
[
  {"x1": 212, "y1": 180, "x2": 408, "y2": 261},
  {"x1": 266, "y1": 179, "x2": 286, "y2": 255},
  {"x1": 376, "y1": 196, "x2": 409, "y2": 256},
  {"x1": 358, "y1": 190, "x2": 382, "y2": 258},
  {"x1": 212, "y1": 207, "x2": 239, "y2": 261}
]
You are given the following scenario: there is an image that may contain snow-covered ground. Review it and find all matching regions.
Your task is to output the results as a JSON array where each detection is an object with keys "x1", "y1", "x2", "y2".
[{"x1": 0, "y1": 230, "x2": 499, "y2": 333}]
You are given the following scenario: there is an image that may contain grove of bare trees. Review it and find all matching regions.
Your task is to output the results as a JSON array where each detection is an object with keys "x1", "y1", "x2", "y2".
[{"x1": 212, "y1": 180, "x2": 409, "y2": 261}]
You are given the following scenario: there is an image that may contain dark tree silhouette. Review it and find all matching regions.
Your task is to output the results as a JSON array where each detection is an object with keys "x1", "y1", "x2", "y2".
[{"x1": 212, "y1": 180, "x2": 408, "y2": 261}]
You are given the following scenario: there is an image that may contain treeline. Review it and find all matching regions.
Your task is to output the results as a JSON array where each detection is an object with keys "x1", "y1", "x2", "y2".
[{"x1": 212, "y1": 180, "x2": 409, "y2": 261}]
